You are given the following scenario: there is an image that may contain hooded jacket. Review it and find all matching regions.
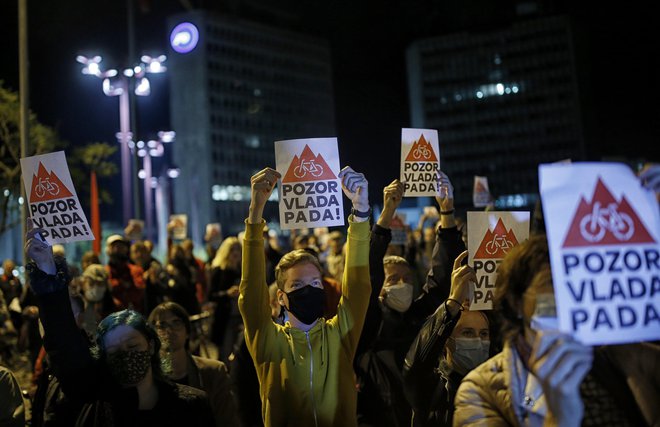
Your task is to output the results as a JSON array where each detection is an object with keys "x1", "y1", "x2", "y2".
[
  {"x1": 239, "y1": 219, "x2": 370, "y2": 427},
  {"x1": 453, "y1": 342, "x2": 658, "y2": 427}
]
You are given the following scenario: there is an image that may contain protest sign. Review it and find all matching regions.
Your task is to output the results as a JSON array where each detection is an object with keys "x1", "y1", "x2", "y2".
[
  {"x1": 125, "y1": 219, "x2": 144, "y2": 240},
  {"x1": 468, "y1": 211, "x2": 530, "y2": 310},
  {"x1": 400, "y1": 128, "x2": 441, "y2": 197},
  {"x1": 539, "y1": 163, "x2": 660, "y2": 345},
  {"x1": 205, "y1": 223, "x2": 222, "y2": 246},
  {"x1": 473, "y1": 176, "x2": 492, "y2": 208},
  {"x1": 275, "y1": 138, "x2": 344, "y2": 230},
  {"x1": 390, "y1": 213, "x2": 408, "y2": 245},
  {"x1": 169, "y1": 214, "x2": 188, "y2": 240},
  {"x1": 20, "y1": 151, "x2": 93, "y2": 244}
]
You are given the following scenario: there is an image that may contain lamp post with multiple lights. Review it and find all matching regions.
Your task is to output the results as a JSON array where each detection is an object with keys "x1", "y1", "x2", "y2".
[
  {"x1": 76, "y1": 54, "x2": 167, "y2": 225},
  {"x1": 135, "y1": 130, "x2": 176, "y2": 242}
]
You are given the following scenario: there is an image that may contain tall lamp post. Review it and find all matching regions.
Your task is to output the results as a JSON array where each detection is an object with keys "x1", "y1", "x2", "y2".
[
  {"x1": 136, "y1": 130, "x2": 175, "y2": 242},
  {"x1": 76, "y1": 54, "x2": 167, "y2": 226}
]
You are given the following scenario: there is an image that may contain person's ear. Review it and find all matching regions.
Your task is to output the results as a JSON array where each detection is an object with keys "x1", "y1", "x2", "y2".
[{"x1": 277, "y1": 289, "x2": 286, "y2": 307}]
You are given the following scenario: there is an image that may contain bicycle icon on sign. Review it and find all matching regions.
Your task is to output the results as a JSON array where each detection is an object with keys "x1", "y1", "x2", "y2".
[
  {"x1": 293, "y1": 159, "x2": 324, "y2": 179},
  {"x1": 485, "y1": 234, "x2": 514, "y2": 255},
  {"x1": 579, "y1": 201, "x2": 634, "y2": 243},
  {"x1": 34, "y1": 177, "x2": 60, "y2": 198},
  {"x1": 412, "y1": 145, "x2": 432, "y2": 160}
]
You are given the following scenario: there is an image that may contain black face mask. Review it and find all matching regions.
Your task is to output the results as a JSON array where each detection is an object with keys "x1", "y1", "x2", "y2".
[
  {"x1": 285, "y1": 285, "x2": 326, "y2": 325},
  {"x1": 106, "y1": 349, "x2": 151, "y2": 385},
  {"x1": 109, "y1": 253, "x2": 130, "y2": 266}
]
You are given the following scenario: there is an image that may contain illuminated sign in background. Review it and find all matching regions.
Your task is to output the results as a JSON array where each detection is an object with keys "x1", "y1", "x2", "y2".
[{"x1": 170, "y1": 22, "x2": 199, "y2": 54}]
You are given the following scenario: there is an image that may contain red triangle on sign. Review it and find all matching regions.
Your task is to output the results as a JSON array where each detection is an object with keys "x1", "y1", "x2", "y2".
[
  {"x1": 562, "y1": 178, "x2": 655, "y2": 247},
  {"x1": 282, "y1": 145, "x2": 337, "y2": 183},
  {"x1": 404, "y1": 134, "x2": 438, "y2": 162},
  {"x1": 475, "y1": 181, "x2": 488, "y2": 193},
  {"x1": 474, "y1": 218, "x2": 520, "y2": 259},
  {"x1": 29, "y1": 163, "x2": 74, "y2": 203}
]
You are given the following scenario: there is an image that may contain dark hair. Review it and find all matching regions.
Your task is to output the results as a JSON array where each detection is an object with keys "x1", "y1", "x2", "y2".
[
  {"x1": 148, "y1": 302, "x2": 192, "y2": 349},
  {"x1": 95, "y1": 309, "x2": 166, "y2": 381},
  {"x1": 493, "y1": 234, "x2": 550, "y2": 342}
]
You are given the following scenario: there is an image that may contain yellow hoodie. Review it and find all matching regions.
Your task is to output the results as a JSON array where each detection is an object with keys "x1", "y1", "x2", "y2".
[{"x1": 239, "y1": 219, "x2": 370, "y2": 427}]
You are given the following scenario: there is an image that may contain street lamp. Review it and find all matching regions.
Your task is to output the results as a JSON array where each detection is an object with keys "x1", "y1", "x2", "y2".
[
  {"x1": 76, "y1": 54, "x2": 167, "y2": 225},
  {"x1": 137, "y1": 131, "x2": 176, "y2": 242}
]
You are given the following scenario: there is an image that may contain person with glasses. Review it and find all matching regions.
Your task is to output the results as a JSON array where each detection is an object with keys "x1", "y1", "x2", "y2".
[
  {"x1": 149, "y1": 302, "x2": 240, "y2": 427},
  {"x1": 24, "y1": 220, "x2": 215, "y2": 427}
]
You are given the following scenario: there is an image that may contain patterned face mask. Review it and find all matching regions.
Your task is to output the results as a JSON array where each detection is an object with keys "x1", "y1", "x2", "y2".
[{"x1": 106, "y1": 349, "x2": 151, "y2": 385}]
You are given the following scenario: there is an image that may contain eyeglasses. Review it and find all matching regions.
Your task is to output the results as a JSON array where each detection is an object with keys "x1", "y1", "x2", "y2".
[{"x1": 154, "y1": 319, "x2": 185, "y2": 331}]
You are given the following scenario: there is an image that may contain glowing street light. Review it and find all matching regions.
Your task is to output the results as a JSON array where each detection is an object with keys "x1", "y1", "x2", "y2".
[
  {"x1": 76, "y1": 54, "x2": 167, "y2": 225},
  {"x1": 137, "y1": 131, "x2": 176, "y2": 242}
]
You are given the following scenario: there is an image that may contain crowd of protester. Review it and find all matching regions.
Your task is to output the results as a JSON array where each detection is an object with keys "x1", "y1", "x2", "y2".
[{"x1": 0, "y1": 163, "x2": 658, "y2": 426}]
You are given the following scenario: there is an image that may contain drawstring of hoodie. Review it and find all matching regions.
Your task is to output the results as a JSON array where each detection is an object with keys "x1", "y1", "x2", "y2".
[
  {"x1": 321, "y1": 322, "x2": 327, "y2": 366},
  {"x1": 287, "y1": 328, "x2": 297, "y2": 366},
  {"x1": 284, "y1": 321, "x2": 328, "y2": 366}
]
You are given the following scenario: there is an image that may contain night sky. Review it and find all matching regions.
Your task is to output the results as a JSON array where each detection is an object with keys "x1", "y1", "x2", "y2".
[{"x1": 1, "y1": 0, "x2": 658, "y2": 218}]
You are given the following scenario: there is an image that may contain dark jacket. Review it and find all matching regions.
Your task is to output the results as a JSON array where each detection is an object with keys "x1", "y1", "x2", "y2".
[
  {"x1": 403, "y1": 302, "x2": 462, "y2": 426},
  {"x1": 186, "y1": 354, "x2": 240, "y2": 427},
  {"x1": 354, "y1": 224, "x2": 413, "y2": 427},
  {"x1": 209, "y1": 267, "x2": 240, "y2": 348},
  {"x1": 408, "y1": 226, "x2": 466, "y2": 328},
  {"x1": 28, "y1": 258, "x2": 215, "y2": 427}
]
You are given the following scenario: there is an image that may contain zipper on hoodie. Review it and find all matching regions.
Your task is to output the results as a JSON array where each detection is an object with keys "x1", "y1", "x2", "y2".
[{"x1": 305, "y1": 331, "x2": 319, "y2": 427}]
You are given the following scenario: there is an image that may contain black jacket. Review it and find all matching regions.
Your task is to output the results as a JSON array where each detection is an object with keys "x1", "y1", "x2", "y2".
[
  {"x1": 408, "y1": 226, "x2": 466, "y2": 328},
  {"x1": 28, "y1": 259, "x2": 215, "y2": 427},
  {"x1": 354, "y1": 224, "x2": 412, "y2": 427},
  {"x1": 403, "y1": 302, "x2": 462, "y2": 427}
]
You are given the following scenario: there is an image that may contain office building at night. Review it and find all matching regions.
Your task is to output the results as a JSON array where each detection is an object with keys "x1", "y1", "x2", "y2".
[
  {"x1": 407, "y1": 15, "x2": 585, "y2": 210},
  {"x1": 167, "y1": 11, "x2": 335, "y2": 242}
]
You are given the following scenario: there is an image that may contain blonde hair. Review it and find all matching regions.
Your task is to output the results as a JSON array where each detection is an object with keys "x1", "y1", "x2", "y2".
[
  {"x1": 212, "y1": 237, "x2": 241, "y2": 269},
  {"x1": 274, "y1": 249, "x2": 323, "y2": 290}
]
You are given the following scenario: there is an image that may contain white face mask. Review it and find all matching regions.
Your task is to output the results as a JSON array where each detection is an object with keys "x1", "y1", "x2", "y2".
[
  {"x1": 530, "y1": 293, "x2": 558, "y2": 333},
  {"x1": 451, "y1": 337, "x2": 490, "y2": 374},
  {"x1": 382, "y1": 283, "x2": 413, "y2": 313},
  {"x1": 84, "y1": 286, "x2": 106, "y2": 303}
]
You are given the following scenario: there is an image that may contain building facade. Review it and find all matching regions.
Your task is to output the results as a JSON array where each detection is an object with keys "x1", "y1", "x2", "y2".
[
  {"x1": 407, "y1": 15, "x2": 585, "y2": 211},
  {"x1": 167, "y1": 11, "x2": 335, "y2": 243}
]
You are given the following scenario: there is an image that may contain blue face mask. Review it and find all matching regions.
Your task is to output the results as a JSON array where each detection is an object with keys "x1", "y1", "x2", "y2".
[{"x1": 451, "y1": 337, "x2": 490, "y2": 375}]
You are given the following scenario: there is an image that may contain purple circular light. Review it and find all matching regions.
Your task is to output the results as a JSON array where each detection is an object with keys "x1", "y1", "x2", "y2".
[{"x1": 170, "y1": 22, "x2": 199, "y2": 54}]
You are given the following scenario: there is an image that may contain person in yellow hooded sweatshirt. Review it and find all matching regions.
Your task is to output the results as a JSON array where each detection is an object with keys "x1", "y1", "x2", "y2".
[{"x1": 239, "y1": 165, "x2": 371, "y2": 427}]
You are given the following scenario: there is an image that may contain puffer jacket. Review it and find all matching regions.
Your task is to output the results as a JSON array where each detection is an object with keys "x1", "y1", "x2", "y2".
[{"x1": 454, "y1": 342, "x2": 659, "y2": 427}]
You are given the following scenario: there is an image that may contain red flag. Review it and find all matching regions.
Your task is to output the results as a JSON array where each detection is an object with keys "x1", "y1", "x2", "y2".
[{"x1": 91, "y1": 171, "x2": 101, "y2": 254}]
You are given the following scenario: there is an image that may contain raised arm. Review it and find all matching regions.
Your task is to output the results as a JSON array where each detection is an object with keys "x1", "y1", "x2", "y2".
[
  {"x1": 238, "y1": 168, "x2": 281, "y2": 361},
  {"x1": 24, "y1": 220, "x2": 106, "y2": 401},
  {"x1": 410, "y1": 172, "x2": 466, "y2": 322},
  {"x1": 403, "y1": 251, "x2": 473, "y2": 417},
  {"x1": 358, "y1": 179, "x2": 403, "y2": 354},
  {"x1": 332, "y1": 167, "x2": 371, "y2": 356}
]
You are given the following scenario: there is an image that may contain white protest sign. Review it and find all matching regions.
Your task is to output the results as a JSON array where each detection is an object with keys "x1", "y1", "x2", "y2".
[
  {"x1": 539, "y1": 163, "x2": 660, "y2": 345},
  {"x1": 169, "y1": 214, "x2": 188, "y2": 240},
  {"x1": 468, "y1": 211, "x2": 530, "y2": 310},
  {"x1": 473, "y1": 176, "x2": 492, "y2": 208},
  {"x1": 275, "y1": 138, "x2": 344, "y2": 230},
  {"x1": 400, "y1": 128, "x2": 441, "y2": 197},
  {"x1": 20, "y1": 151, "x2": 93, "y2": 244},
  {"x1": 204, "y1": 223, "x2": 222, "y2": 246}
]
